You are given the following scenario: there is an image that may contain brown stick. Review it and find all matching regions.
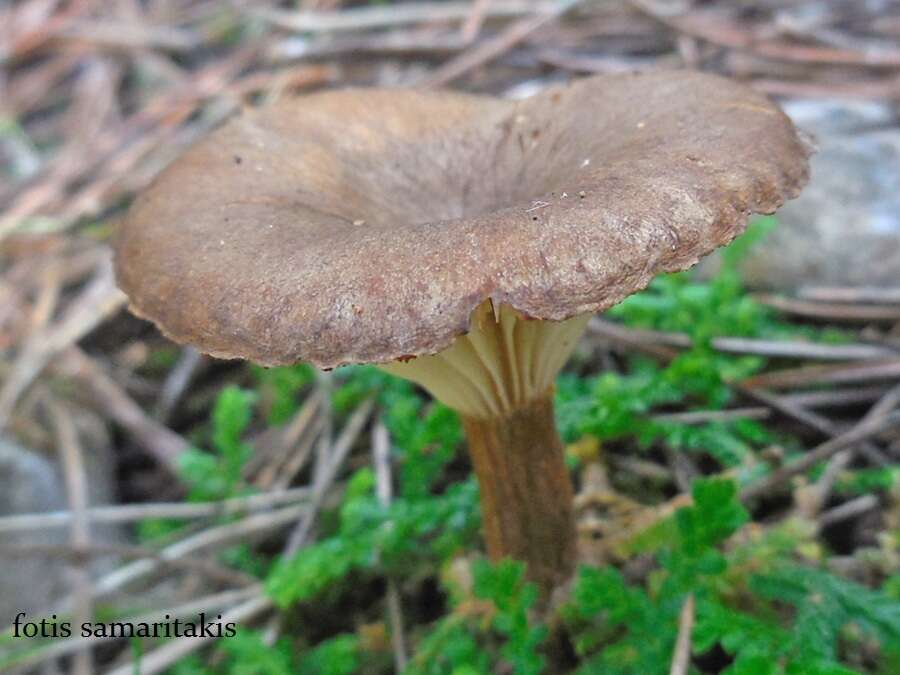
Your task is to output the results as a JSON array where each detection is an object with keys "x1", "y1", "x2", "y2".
[
  {"x1": 462, "y1": 392, "x2": 576, "y2": 597},
  {"x1": 754, "y1": 294, "x2": 900, "y2": 322},
  {"x1": 740, "y1": 410, "x2": 900, "y2": 502},
  {"x1": 669, "y1": 593, "x2": 695, "y2": 675}
]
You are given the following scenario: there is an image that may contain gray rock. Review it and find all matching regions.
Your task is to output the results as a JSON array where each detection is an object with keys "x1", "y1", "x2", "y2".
[
  {"x1": 731, "y1": 99, "x2": 900, "y2": 290},
  {"x1": 782, "y1": 98, "x2": 895, "y2": 137},
  {"x1": 0, "y1": 416, "x2": 123, "y2": 629},
  {"x1": 0, "y1": 437, "x2": 68, "y2": 626}
]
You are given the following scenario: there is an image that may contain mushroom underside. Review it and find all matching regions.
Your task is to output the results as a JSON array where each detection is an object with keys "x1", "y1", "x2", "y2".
[{"x1": 380, "y1": 301, "x2": 590, "y2": 419}]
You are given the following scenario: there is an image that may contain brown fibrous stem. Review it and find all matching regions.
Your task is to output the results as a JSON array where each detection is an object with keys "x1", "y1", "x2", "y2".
[
  {"x1": 462, "y1": 390, "x2": 576, "y2": 596},
  {"x1": 380, "y1": 301, "x2": 588, "y2": 596}
]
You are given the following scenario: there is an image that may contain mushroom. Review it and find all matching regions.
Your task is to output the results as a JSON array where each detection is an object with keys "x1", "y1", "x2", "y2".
[{"x1": 114, "y1": 71, "x2": 811, "y2": 596}]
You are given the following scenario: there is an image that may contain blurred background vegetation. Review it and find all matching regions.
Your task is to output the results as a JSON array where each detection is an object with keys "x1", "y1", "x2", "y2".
[{"x1": 1, "y1": 1, "x2": 899, "y2": 673}]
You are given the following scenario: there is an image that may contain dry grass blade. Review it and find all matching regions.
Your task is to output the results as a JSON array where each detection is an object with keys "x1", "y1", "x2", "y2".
[
  {"x1": 669, "y1": 593, "x2": 695, "y2": 675},
  {"x1": 780, "y1": 386, "x2": 893, "y2": 410},
  {"x1": 0, "y1": 503, "x2": 308, "y2": 640},
  {"x1": 26, "y1": 263, "x2": 63, "y2": 334},
  {"x1": 271, "y1": 416, "x2": 327, "y2": 491},
  {"x1": 46, "y1": 394, "x2": 94, "y2": 675},
  {"x1": 738, "y1": 386, "x2": 892, "y2": 467},
  {"x1": 589, "y1": 319, "x2": 898, "y2": 362},
  {"x1": 632, "y1": 0, "x2": 900, "y2": 67},
  {"x1": 740, "y1": 410, "x2": 900, "y2": 502},
  {"x1": 588, "y1": 318, "x2": 685, "y2": 359},
  {"x1": 52, "y1": 347, "x2": 190, "y2": 470},
  {"x1": 0, "y1": 255, "x2": 126, "y2": 428},
  {"x1": 751, "y1": 77, "x2": 900, "y2": 100},
  {"x1": 818, "y1": 495, "x2": 879, "y2": 528},
  {"x1": 58, "y1": 19, "x2": 202, "y2": 52},
  {"x1": 0, "y1": 542, "x2": 255, "y2": 588},
  {"x1": 253, "y1": 1, "x2": 560, "y2": 33},
  {"x1": 798, "y1": 287, "x2": 900, "y2": 305},
  {"x1": 154, "y1": 346, "x2": 203, "y2": 423},
  {"x1": 651, "y1": 406, "x2": 770, "y2": 425},
  {"x1": 421, "y1": 0, "x2": 582, "y2": 87},
  {"x1": 0, "y1": 56, "x2": 120, "y2": 240},
  {"x1": 101, "y1": 593, "x2": 273, "y2": 675},
  {"x1": 373, "y1": 420, "x2": 409, "y2": 671},
  {"x1": 461, "y1": 0, "x2": 492, "y2": 43},
  {"x1": 283, "y1": 397, "x2": 375, "y2": 556},
  {"x1": 861, "y1": 381, "x2": 900, "y2": 422},
  {"x1": 2, "y1": 588, "x2": 261, "y2": 672},
  {"x1": 0, "y1": 486, "x2": 311, "y2": 534},
  {"x1": 0, "y1": 502, "x2": 311, "y2": 639},
  {"x1": 245, "y1": 390, "x2": 322, "y2": 484},
  {"x1": 741, "y1": 360, "x2": 900, "y2": 390},
  {"x1": 312, "y1": 370, "x2": 334, "y2": 488},
  {"x1": 755, "y1": 294, "x2": 900, "y2": 322},
  {"x1": 268, "y1": 30, "x2": 469, "y2": 61},
  {"x1": 711, "y1": 337, "x2": 898, "y2": 361},
  {"x1": 89, "y1": 503, "x2": 310, "y2": 600}
]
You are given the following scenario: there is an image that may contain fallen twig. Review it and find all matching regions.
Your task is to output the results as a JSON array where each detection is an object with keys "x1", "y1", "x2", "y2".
[
  {"x1": 798, "y1": 286, "x2": 900, "y2": 305},
  {"x1": 651, "y1": 407, "x2": 770, "y2": 425},
  {"x1": 0, "y1": 486, "x2": 311, "y2": 534},
  {"x1": 47, "y1": 395, "x2": 94, "y2": 675},
  {"x1": 283, "y1": 397, "x2": 375, "y2": 556},
  {"x1": 373, "y1": 420, "x2": 409, "y2": 672},
  {"x1": 89, "y1": 503, "x2": 310, "y2": 600},
  {"x1": 779, "y1": 386, "x2": 892, "y2": 411},
  {"x1": 0, "y1": 542, "x2": 254, "y2": 589},
  {"x1": 755, "y1": 294, "x2": 900, "y2": 322},
  {"x1": 740, "y1": 411, "x2": 900, "y2": 502},
  {"x1": 589, "y1": 318, "x2": 899, "y2": 362},
  {"x1": 421, "y1": 0, "x2": 582, "y2": 87},
  {"x1": 52, "y1": 346, "x2": 190, "y2": 470},
  {"x1": 738, "y1": 386, "x2": 891, "y2": 467},
  {"x1": 741, "y1": 360, "x2": 900, "y2": 391},
  {"x1": 253, "y1": 1, "x2": 561, "y2": 33},
  {"x1": 101, "y1": 593, "x2": 273, "y2": 675},
  {"x1": 0, "y1": 256, "x2": 126, "y2": 427},
  {"x1": 154, "y1": 346, "x2": 203, "y2": 423},
  {"x1": 818, "y1": 495, "x2": 880, "y2": 529},
  {"x1": 0, "y1": 587, "x2": 262, "y2": 672},
  {"x1": 669, "y1": 593, "x2": 695, "y2": 675}
]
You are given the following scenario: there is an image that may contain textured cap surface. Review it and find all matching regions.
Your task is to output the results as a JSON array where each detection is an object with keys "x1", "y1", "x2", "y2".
[{"x1": 115, "y1": 71, "x2": 811, "y2": 368}]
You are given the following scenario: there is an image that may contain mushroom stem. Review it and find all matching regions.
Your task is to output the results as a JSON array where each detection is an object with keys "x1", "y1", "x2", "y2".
[
  {"x1": 379, "y1": 302, "x2": 588, "y2": 595},
  {"x1": 461, "y1": 390, "x2": 576, "y2": 597}
]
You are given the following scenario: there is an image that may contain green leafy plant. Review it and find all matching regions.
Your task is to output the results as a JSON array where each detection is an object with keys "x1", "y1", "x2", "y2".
[
  {"x1": 565, "y1": 480, "x2": 900, "y2": 674},
  {"x1": 407, "y1": 559, "x2": 546, "y2": 675},
  {"x1": 253, "y1": 363, "x2": 315, "y2": 425},
  {"x1": 557, "y1": 218, "x2": 815, "y2": 473},
  {"x1": 179, "y1": 384, "x2": 256, "y2": 503}
]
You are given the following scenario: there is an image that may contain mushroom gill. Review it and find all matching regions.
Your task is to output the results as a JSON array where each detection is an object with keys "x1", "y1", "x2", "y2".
[{"x1": 381, "y1": 301, "x2": 589, "y2": 419}]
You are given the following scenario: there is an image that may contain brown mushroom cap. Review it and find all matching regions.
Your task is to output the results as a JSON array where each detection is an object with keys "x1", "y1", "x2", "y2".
[{"x1": 114, "y1": 71, "x2": 811, "y2": 369}]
